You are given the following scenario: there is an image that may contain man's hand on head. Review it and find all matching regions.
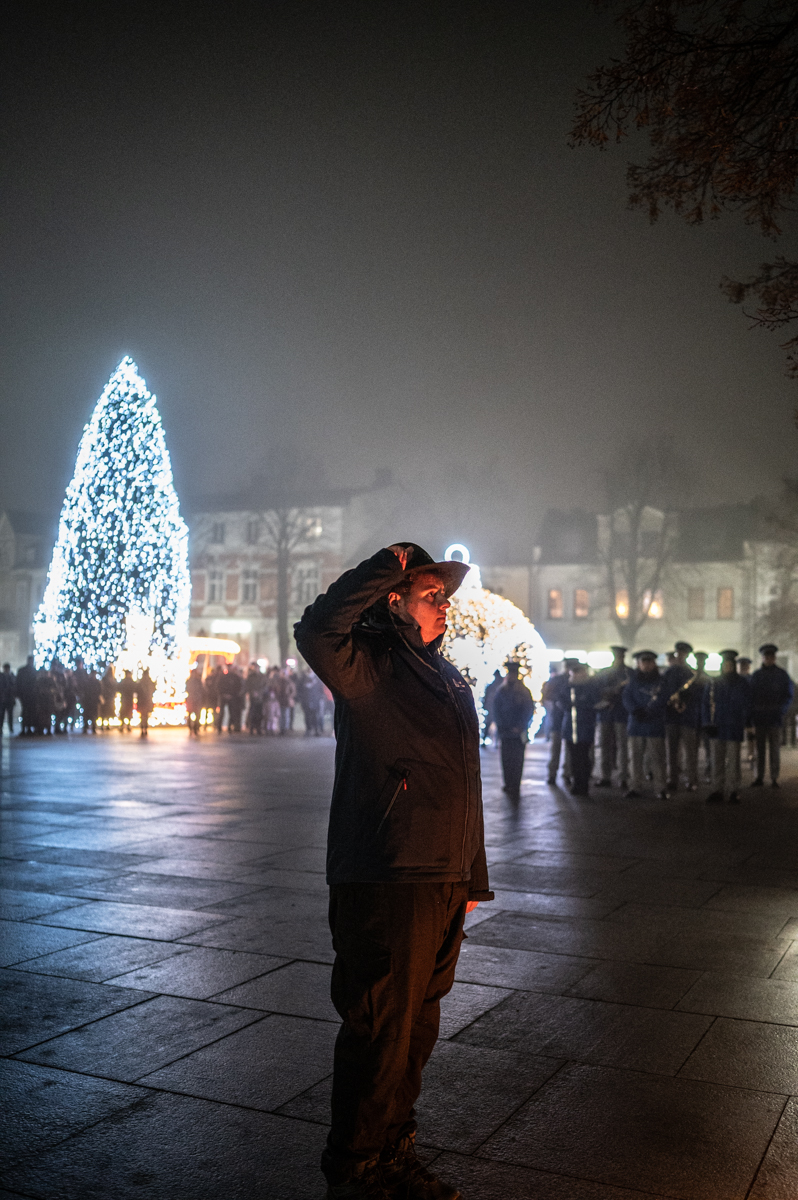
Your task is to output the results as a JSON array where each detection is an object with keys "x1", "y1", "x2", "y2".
[{"x1": 387, "y1": 544, "x2": 410, "y2": 570}]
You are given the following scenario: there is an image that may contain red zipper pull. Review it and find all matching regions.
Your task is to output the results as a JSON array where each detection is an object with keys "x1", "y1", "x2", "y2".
[{"x1": 403, "y1": 779, "x2": 407, "y2": 790}]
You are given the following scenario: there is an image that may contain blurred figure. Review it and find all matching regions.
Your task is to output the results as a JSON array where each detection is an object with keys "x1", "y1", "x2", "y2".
[
  {"x1": 545, "y1": 659, "x2": 579, "y2": 786},
  {"x1": 245, "y1": 662, "x2": 265, "y2": 734},
  {"x1": 15, "y1": 655, "x2": 37, "y2": 735},
  {"x1": 663, "y1": 641, "x2": 693, "y2": 793},
  {"x1": 750, "y1": 643, "x2": 794, "y2": 788},
  {"x1": 136, "y1": 668, "x2": 155, "y2": 737},
  {"x1": 0, "y1": 662, "x2": 16, "y2": 734},
  {"x1": 51, "y1": 660, "x2": 70, "y2": 734},
  {"x1": 493, "y1": 661, "x2": 535, "y2": 800},
  {"x1": 186, "y1": 666, "x2": 206, "y2": 736},
  {"x1": 481, "y1": 668, "x2": 503, "y2": 744},
  {"x1": 624, "y1": 650, "x2": 668, "y2": 799},
  {"x1": 99, "y1": 665, "x2": 117, "y2": 729},
  {"x1": 595, "y1": 645, "x2": 630, "y2": 788},
  {"x1": 281, "y1": 666, "x2": 297, "y2": 733},
  {"x1": 81, "y1": 669, "x2": 101, "y2": 734},
  {"x1": 35, "y1": 665, "x2": 56, "y2": 735},
  {"x1": 737, "y1": 656, "x2": 756, "y2": 769},
  {"x1": 563, "y1": 661, "x2": 601, "y2": 796},
  {"x1": 680, "y1": 651, "x2": 710, "y2": 789},
  {"x1": 265, "y1": 667, "x2": 282, "y2": 734},
  {"x1": 223, "y1": 666, "x2": 244, "y2": 733},
  {"x1": 704, "y1": 649, "x2": 752, "y2": 803},
  {"x1": 206, "y1": 663, "x2": 224, "y2": 732},
  {"x1": 118, "y1": 670, "x2": 136, "y2": 733}
]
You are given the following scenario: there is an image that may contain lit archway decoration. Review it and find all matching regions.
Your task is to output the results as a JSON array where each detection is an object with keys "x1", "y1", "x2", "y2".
[{"x1": 441, "y1": 545, "x2": 548, "y2": 730}]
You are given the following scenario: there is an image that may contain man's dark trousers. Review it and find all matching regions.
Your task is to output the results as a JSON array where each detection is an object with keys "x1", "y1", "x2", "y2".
[
  {"x1": 322, "y1": 880, "x2": 468, "y2": 1180},
  {"x1": 755, "y1": 725, "x2": 781, "y2": 782},
  {"x1": 500, "y1": 735, "x2": 525, "y2": 797}
]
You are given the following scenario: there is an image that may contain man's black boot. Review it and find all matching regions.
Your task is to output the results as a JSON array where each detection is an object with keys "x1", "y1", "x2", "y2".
[
  {"x1": 380, "y1": 1135, "x2": 462, "y2": 1199},
  {"x1": 325, "y1": 1158, "x2": 393, "y2": 1200}
]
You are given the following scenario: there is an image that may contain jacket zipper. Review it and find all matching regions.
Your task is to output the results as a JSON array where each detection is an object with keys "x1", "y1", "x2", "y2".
[{"x1": 375, "y1": 770, "x2": 409, "y2": 832}]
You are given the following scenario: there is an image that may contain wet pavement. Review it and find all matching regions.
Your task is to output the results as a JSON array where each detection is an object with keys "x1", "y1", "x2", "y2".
[{"x1": 3, "y1": 728, "x2": 798, "y2": 1199}]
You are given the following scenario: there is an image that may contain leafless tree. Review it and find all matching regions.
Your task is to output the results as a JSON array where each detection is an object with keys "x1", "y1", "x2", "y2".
[
  {"x1": 249, "y1": 448, "x2": 327, "y2": 667},
  {"x1": 571, "y1": 0, "x2": 798, "y2": 374},
  {"x1": 599, "y1": 442, "x2": 683, "y2": 645}
]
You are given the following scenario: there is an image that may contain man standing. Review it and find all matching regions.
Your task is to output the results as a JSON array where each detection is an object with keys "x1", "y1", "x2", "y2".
[
  {"x1": 563, "y1": 661, "x2": 601, "y2": 796},
  {"x1": 663, "y1": 641, "x2": 694, "y2": 793},
  {"x1": 595, "y1": 645, "x2": 630, "y2": 787},
  {"x1": 136, "y1": 668, "x2": 156, "y2": 738},
  {"x1": 0, "y1": 662, "x2": 16, "y2": 734},
  {"x1": 679, "y1": 651, "x2": 709, "y2": 790},
  {"x1": 623, "y1": 651, "x2": 668, "y2": 799},
  {"x1": 704, "y1": 649, "x2": 753, "y2": 803},
  {"x1": 545, "y1": 659, "x2": 579, "y2": 786},
  {"x1": 16, "y1": 655, "x2": 37, "y2": 735},
  {"x1": 296, "y1": 543, "x2": 491, "y2": 1200},
  {"x1": 750, "y1": 643, "x2": 794, "y2": 788},
  {"x1": 493, "y1": 661, "x2": 535, "y2": 799},
  {"x1": 481, "y1": 668, "x2": 503, "y2": 744}
]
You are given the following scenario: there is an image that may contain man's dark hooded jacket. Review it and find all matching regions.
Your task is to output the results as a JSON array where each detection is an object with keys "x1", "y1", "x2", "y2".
[{"x1": 294, "y1": 548, "x2": 493, "y2": 900}]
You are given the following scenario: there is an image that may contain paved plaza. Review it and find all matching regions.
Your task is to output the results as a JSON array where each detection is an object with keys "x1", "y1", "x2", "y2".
[{"x1": 3, "y1": 730, "x2": 798, "y2": 1199}]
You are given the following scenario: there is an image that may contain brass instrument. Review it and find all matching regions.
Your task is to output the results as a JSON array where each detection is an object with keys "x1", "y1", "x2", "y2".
[
  {"x1": 667, "y1": 672, "x2": 696, "y2": 714},
  {"x1": 595, "y1": 672, "x2": 629, "y2": 711}
]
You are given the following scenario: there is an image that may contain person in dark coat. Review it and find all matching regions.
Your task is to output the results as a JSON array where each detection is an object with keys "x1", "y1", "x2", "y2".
[
  {"x1": 623, "y1": 651, "x2": 668, "y2": 799},
  {"x1": 663, "y1": 641, "x2": 694, "y2": 792},
  {"x1": 81, "y1": 670, "x2": 101, "y2": 734},
  {"x1": 186, "y1": 666, "x2": 206, "y2": 736},
  {"x1": 0, "y1": 663, "x2": 16, "y2": 735},
  {"x1": 118, "y1": 670, "x2": 136, "y2": 732},
  {"x1": 493, "y1": 661, "x2": 535, "y2": 799},
  {"x1": 99, "y1": 665, "x2": 117, "y2": 728},
  {"x1": 750, "y1": 643, "x2": 794, "y2": 788},
  {"x1": 295, "y1": 542, "x2": 491, "y2": 1200},
  {"x1": 677, "y1": 650, "x2": 709, "y2": 789},
  {"x1": 595, "y1": 645, "x2": 631, "y2": 787},
  {"x1": 562, "y1": 661, "x2": 602, "y2": 796},
  {"x1": 136, "y1": 668, "x2": 156, "y2": 737},
  {"x1": 36, "y1": 666, "x2": 56, "y2": 735},
  {"x1": 545, "y1": 659, "x2": 579, "y2": 786},
  {"x1": 702, "y1": 649, "x2": 752, "y2": 803},
  {"x1": 481, "y1": 668, "x2": 503, "y2": 743},
  {"x1": 15, "y1": 655, "x2": 37, "y2": 735}
]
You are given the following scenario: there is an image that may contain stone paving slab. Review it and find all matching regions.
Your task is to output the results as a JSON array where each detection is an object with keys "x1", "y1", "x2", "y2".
[{"x1": 5, "y1": 732, "x2": 798, "y2": 1198}]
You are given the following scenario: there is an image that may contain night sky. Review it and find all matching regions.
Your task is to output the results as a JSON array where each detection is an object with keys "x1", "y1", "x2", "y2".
[{"x1": 2, "y1": 0, "x2": 795, "y2": 563}]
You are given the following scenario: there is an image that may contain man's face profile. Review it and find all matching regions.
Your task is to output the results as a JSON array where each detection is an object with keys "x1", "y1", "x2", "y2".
[{"x1": 389, "y1": 571, "x2": 451, "y2": 644}]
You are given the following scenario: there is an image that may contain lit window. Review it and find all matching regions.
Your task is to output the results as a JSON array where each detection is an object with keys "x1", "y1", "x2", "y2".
[
  {"x1": 208, "y1": 570, "x2": 223, "y2": 603},
  {"x1": 644, "y1": 589, "x2": 664, "y2": 619},
  {"x1": 210, "y1": 522, "x2": 225, "y2": 544},
  {"x1": 246, "y1": 519, "x2": 259, "y2": 545},
  {"x1": 548, "y1": 589, "x2": 563, "y2": 619},
  {"x1": 615, "y1": 589, "x2": 629, "y2": 619},
  {"x1": 574, "y1": 589, "x2": 590, "y2": 619},
  {"x1": 717, "y1": 587, "x2": 734, "y2": 620},
  {"x1": 688, "y1": 588, "x2": 705, "y2": 620},
  {"x1": 242, "y1": 569, "x2": 258, "y2": 604}
]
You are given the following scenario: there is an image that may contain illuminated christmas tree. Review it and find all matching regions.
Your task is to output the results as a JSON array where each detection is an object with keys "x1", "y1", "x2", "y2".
[{"x1": 34, "y1": 358, "x2": 190, "y2": 697}]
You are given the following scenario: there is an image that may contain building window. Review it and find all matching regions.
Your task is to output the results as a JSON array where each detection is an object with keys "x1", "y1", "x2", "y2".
[
  {"x1": 574, "y1": 588, "x2": 590, "y2": 619},
  {"x1": 210, "y1": 522, "x2": 225, "y2": 544},
  {"x1": 643, "y1": 589, "x2": 664, "y2": 619},
  {"x1": 245, "y1": 519, "x2": 259, "y2": 545},
  {"x1": 226, "y1": 573, "x2": 240, "y2": 603},
  {"x1": 242, "y1": 568, "x2": 258, "y2": 604},
  {"x1": 192, "y1": 574, "x2": 206, "y2": 603},
  {"x1": 687, "y1": 588, "x2": 705, "y2": 620},
  {"x1": 615, "y1": 589, "x2": 629, "y2": 619},
  {"x1": 717, "y1": 587, "x2": 734, "y2": 620},
  {"x1": 548, "y1": 588, "x2": 563, "y2": 619},
  {"x1": 208, "y1": 570, "x2": 223, "y2": 603},
  {"x1": 294, "y1": 562, "x2": 320, "y2": 607}
]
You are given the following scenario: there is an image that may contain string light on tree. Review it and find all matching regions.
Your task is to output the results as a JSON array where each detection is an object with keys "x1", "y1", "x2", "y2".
[
  {"x1": 34, "y1": 358, "x2": 190, "y2": 709},
  {"x1": 441, "y1": 544, "x2": 548, "y2": 730}
]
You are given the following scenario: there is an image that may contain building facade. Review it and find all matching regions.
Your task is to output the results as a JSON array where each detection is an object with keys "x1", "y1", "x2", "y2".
[
  {"x1": 0, "y1": 511, "x2": 51, "y2": 666},
  {"x1": 188, "y1": 504, "x2": 345, "y2": 665},
  {"x1": 527, "y1": 505, "x2": 794, "y2": 674}
]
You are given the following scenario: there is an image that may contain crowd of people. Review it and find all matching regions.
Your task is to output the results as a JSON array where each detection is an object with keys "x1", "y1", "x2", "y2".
[
  {"x1": 483, "y1": 641, "x2": 795, "y2": 804},
  {"x1": 0, "y1": 655, "x2": 332, "y2": 740},
  {"x1": 184, "y1": 662, "x2": 331, "y2": 737}
]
